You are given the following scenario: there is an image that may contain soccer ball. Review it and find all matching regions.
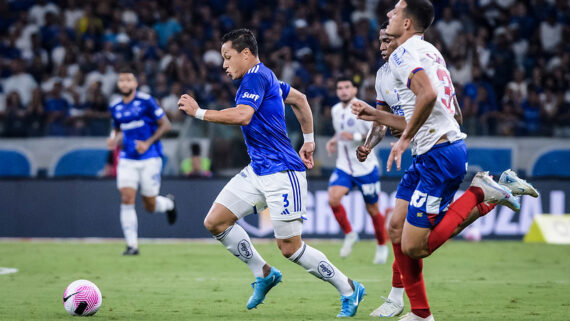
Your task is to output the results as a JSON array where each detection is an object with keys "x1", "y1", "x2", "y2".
[{"x1": 63, "y1": 280, "x2": 102, "y2": 316}]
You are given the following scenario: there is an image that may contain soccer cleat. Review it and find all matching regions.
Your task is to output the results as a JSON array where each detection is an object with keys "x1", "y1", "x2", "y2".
[
  {"x1": 340, "y1": 231, "x2": 359, "y2": 258},
  {"x1": 166, "y1": 194, "x2": 177, "y2": 225},
  {"x1": 246, "y1": 267, "x2": 282, "y2": 310},
  {"x1": 499, "y1": 169, "x2": 539, "y2": 198},
  {"x1": 398, "y1": 312, "x2": 435, "y2": 320},
  {"x1": 373, "y1": 245, "x2": 388, "y2": 264},
  {"x1": 470, "y1": 172, "x2": 520, "y2": 212},
  {"x1": 369, "y1": 296, "x2": 404, "y2": 317},
  {"x1": 122, "y1": 246, "x2": 139, "y2": 256},
  {"x1": 337, "y1": 280, "x2": 366, "y2": 317}
]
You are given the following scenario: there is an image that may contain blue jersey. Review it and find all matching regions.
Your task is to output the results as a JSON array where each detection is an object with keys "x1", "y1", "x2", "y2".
[
  {"x1": 235, "y1": 63, "x2": 305, "y2": 175},
  {"x1": 109, "y1": 91, "x2": 165, "y2": 160}
]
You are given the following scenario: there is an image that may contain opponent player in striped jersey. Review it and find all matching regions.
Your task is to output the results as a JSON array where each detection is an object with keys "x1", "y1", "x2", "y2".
[
  {"x1": 178, "y1": 29, "x2": 365, "y2": 317},
  {"x1": 353, "y1": 6, "x2": 538, "y2": 319},
  {"x1": 107, "y1": 67, "x2": 177, "y2": 256},
  {"x1": 325, "y1": 76, "x2": 388, "y2": 264}
]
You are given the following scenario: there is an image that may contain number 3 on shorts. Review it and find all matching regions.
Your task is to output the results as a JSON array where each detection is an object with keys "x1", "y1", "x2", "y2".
[{"x1": 282, "y1": 193, "x2": 289, "y2": 208}]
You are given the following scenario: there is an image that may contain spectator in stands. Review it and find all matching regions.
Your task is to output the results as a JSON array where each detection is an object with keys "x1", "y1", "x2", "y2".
[
  {"x1": 160, "y1": 81, "x2": 185, "y2": 133},
  {"x1": 44, "y1": 81, "x2": 70, "y2": 136},
  {"x1": 435, "y1": 7, "x2": 463, "y2": 50},
  {"x1": 2, "y1": 59, "x2": 37, "y2": 106},
  {"x1": 522, "y1": 86, "x2": 543, "y2": 136},
  {"x1": 180, "y1": 143, "x2": 212, "y2": 178},
  {"x1": 2, "y1": 91, "x2": 27, "y2": 137}
]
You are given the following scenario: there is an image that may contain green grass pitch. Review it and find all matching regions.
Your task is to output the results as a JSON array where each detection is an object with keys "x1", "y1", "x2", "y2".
[{"x1": 0, "y1": 240, "x2": 569, "y2": 320}]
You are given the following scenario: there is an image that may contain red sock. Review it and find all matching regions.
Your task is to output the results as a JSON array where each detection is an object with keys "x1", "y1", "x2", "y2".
[
  {"x1": 331, "y1": 204, "x2": 352, "y2": 234},
  {"x1": 477, "y1": 202, "x2": 496, "y2": 216},
  {"x1": 371, "y1": 211, "x2": 387, "y2": 245},
  {"x1": 427, "y1": 187, "x2": 484, "y2": 254},
  {"x1": 392, "y1": 243, "x2": 430, "y2": 318},
  {"x1": 392, "y1": 260, "x2": 404, "y2": 288}
]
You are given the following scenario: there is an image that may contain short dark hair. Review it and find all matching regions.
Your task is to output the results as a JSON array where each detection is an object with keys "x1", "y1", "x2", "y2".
[
  {"x1": 221, "y1": 29, "x2": 258, "y2": 57},
  {"x1": 117, "y1": 65, "x2": 135, "y2": 75},
  {"x1": 403, "y1": 0, "x2": 434, "y2": 32},
  {"x1": 380, "y1": 21, "x2": 389, "y2": 30},
  {"x1": 336, "y1": 76, "x2": 357, "y2": 87}
]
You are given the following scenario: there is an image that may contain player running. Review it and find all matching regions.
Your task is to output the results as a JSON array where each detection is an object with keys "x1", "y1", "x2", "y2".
[
  {"x1": 107, "y1": 67, "x2": 177, "y2": 256},
  {"x1": 352, "y1": 2, "x2": 539, "y2": 319},
  {"x1": 177, "y1": 29, "x2": 365, "y2": 317},
  {"x1": 325, "y1": 76, "x2": 388, "y2": 264}
]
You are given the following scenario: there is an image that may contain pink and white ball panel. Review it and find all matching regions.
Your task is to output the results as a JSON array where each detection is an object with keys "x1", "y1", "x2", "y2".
[{"x1": 63, "y1": 280, "x2": 102, "y2": 316}]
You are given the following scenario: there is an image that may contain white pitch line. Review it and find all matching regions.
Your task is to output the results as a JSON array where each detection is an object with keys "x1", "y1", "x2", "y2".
[{"x1": 0, "y1": 267, "x2": 18, "y2": 275}]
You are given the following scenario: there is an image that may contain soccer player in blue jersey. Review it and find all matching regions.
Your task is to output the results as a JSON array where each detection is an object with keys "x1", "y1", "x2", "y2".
[
  {"x1": 178, "y1": 29, "x2": 365, "y2": 317},
  {"x1": 107, "y1": 67, "x2": 177, "y2": 256}
]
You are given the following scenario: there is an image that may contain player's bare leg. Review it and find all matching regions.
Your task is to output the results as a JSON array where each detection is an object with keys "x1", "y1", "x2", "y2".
[
  {"x1": 328, "y1": 186, "x2": 358, "y2": 258},
  {"x1": 277, "y1": 231, "x2": 366, "y2": 317},
  {"x1": 119, "y1": 187, "x2": 139, "y2": 255},
  {"x1": 370, "y1": 199, "x2": 406, "y2": 317},
  {"x1": 365, "y1": 202, "x2": 388, "y2": 264},
  {"x1": 142, "y1": 194, "x2": 177, "y2": 225}
]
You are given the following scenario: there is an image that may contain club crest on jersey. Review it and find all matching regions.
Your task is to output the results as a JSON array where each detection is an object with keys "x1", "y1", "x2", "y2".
[
  {"x1": 347, "y1": 118, "x2": 355, "y2": 127},
  {"x1": 238, "y1": 239, "x2": 253, "y2": 259},
  {"x1": 242, "y1": 92, "x2": 260, "y2": 101},
  {"x1": 318, "y1": 261, "x2": 335, "y2": 279}
]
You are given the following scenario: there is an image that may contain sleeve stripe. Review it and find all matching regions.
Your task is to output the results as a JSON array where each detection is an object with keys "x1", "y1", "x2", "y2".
[
  {"x1": 407, "y1": 67, "x2": 424, "y2": 89},
  {"x1": 376, "y1": 100, "x2": 388, "y2": 106}
]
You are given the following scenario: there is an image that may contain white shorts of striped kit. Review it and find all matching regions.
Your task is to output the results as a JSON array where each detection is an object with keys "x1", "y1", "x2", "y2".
[{"x1": 214, "y1": 165, "x2": 307, "y2": 237}]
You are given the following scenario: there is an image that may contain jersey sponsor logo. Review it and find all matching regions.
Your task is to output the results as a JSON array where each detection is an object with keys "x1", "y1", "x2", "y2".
[
  {"x1": 391, "y1": 105, "x2": 404, "y2": 116},
  {"x1": 361, "y1": 182, "x2": 380, "y2": 196},
  {"x1": 242, "y1": 92, "x2": 260, "y2": 101},
  {"x1": 317, "y1": 261, "x2": 335, "y2": 279},
  {"x1": 392, "y1": 47, "x2": 406, "y2": 66},
  {"x1": 238, "y1": 239, "x2": 253, "y2": 259},
  {"x1": 120, "y1": 119, "x2": 145, "y2": 130}
]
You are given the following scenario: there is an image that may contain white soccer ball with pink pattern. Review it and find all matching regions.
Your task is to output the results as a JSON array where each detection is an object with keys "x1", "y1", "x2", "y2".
[{"x1": 63, "y1": 280, "x2": 102, "y2": 316}]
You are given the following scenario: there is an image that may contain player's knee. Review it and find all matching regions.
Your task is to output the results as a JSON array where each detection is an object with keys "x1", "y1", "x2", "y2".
[
  {"x1": 328, "y1": 198, "x2": 341, "y2": 208},
  {"x1": 278, "y1": 243, "x2": 298, "y2": 258},
  {"x1": 120, "y1": 194, "x2": 135, "y2": 205},
  {"x1": 401, "y1": 243, "x2": 427, "y2": 259},
  {"x1": 388, "y1": 221, "x2": 403, "y2": 243},
  {"x1": 203, "y1": 216, "x2": 217, "y2": 233}
]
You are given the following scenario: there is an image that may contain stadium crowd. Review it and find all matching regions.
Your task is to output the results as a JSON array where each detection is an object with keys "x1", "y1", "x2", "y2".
[{"x1": 1, "y1": 0, "x2": 569, "y2": 140}]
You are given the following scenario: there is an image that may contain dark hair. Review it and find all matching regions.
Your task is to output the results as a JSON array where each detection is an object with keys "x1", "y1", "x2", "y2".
[
  {"x1": 191, "y1": 143, "x2": 201, "y2": 156},
  {"x1": 117, "y1": 65, "x2": 135, "y2": 75},
  {"x1": 403, "y1": 0, "x2": 434, "y2": 32},
  {"x1": 221, "y1": 29, "x2": 258, "y2": 56},
  {"x1": 336, "y1": 76, "x2": 357, "y2": 87},
  {"x1": 380, "y1": 21, "x2": 389, "y2": 30}
]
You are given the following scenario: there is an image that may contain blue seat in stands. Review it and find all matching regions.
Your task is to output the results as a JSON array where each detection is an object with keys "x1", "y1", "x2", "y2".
[
  {"x1": 0, "y1": 149, "x2": 32, "y2": 177},
  {"x1": 531, "y1": 150, "x2": 570, "y2": 177},
  {"x1": 53, "y1": 149, "x2": 109, "y2": 177}
]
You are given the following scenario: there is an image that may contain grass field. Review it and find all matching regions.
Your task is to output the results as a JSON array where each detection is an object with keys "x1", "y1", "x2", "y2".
[{"x1": 0, "y1": 240, "x2": 569, "y2": 320}]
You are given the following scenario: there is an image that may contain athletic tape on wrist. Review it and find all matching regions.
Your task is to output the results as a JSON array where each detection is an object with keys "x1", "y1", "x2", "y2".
[
  {"x1": 195, "y1": 108, "x2": 206, "y2": 120},
  {"x1": 303, "y1": 133, "x2": 314, "y2": 143}
]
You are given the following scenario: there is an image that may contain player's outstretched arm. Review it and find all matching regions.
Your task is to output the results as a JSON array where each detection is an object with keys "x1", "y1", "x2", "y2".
[
  {"x1": 283, "y1": 87, "x2": 315, "y2": 169},
  {"x1": 351, "y1": 100, "x2": 406, "y2": 131},
  {"x1": 178, "y1": 94, "x2": 255, "y2": 126},
  {"x1": 107, "y1": 129, "x2": 123, "y2": 150}
]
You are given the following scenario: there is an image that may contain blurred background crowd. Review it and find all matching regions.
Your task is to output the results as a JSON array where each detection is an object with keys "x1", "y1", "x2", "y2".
[{"x1": 1, "y1": 0, "x2": 569, "y2": 142}]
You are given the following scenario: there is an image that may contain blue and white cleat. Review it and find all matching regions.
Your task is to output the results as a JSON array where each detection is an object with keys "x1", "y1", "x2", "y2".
[
  {"x1": 369, "y1": 296, "x2": 404, "y2": 317},
  {"x1": 499, "y1": 169, "x2": 539, "y2": 198},
  {"x1": 337, "y1": 280, "x2": 366, "y2": 318},
  {"x1": 246, "y1": 267, "x2": 282, "y2": 310},
  {"x1": 471, "y1": 171, "x2": 520, "y2": 212}
]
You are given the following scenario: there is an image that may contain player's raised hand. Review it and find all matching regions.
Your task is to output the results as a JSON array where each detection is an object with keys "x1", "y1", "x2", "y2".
[
  {"x1": 178, "y1": 94, "x2": 199, "y2": 117},
  {"x1": 299, "y1": 142, "x2": 315, "y2": 169},
  {"x1": 351, "y1": 100, "x2": 378, "y2": 122},
  {"x1": 135, "y1": 140, "x2": 150, "y2": 154},
  {"x1": 356, "y1": 145, "x2": 371, "y2": 162},
  {"x1": 325, "y1": 138, "x2": 337, "y2": 157},
  {"x1": 387, "y1": 137, "x2": 410, "y2": 172}
]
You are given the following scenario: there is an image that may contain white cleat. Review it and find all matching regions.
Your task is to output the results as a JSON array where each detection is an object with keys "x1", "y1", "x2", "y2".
[
  {"x1": 499, "y1": 169, "x2": 539, "y2": 198},
  {"x1": 340, "y1": 231, "x2": 359, "y2": 258},
  {"x1": 398, "y1": 312, "x2": 435, "y2": 321},
  {"x1": 373, "y1": 245, "x2": 389, "y2": 264},
  {"x1": 370, "y1": 296, "x2": 404, "y2": 317},
  {"x1": 471, "y1": 171, "x2": 520, "y2": 212}
]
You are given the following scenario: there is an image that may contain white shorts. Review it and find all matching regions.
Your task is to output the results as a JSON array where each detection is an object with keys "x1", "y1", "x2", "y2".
[
  {"x1": 117, "y1": 157, "x2": 162, "y2": 197},
  {"x1": 215, "y1": 165, "x2": 307, "y2": 238}
]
